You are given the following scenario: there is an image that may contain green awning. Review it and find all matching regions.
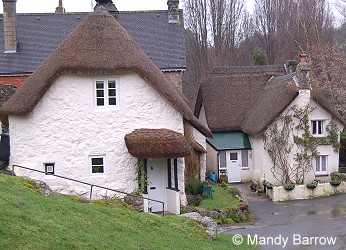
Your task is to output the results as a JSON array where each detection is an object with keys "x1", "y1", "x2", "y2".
[{"x1": 207, "y1": 132, "x2": 251, "y2": 151}]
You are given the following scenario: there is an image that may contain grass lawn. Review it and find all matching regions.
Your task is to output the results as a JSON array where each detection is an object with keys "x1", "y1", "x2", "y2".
[
  {"x1": 0, "y1": 175, "x2": 255, "y2": 250},
  {"x1": 199, "y1": 184, "x2": 240, "y2": 210}
]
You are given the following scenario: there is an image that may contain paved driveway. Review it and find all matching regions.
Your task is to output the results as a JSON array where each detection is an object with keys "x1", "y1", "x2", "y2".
[{"x1": 220, "y1": 184, "x2": 346, "y2": 250}]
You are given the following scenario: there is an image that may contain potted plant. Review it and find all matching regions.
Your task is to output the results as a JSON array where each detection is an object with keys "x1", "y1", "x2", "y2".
[
  {"x1": 283, "y1": 183, "x2": 295, "y2": 191},
  {"x1": 306, "y1": 180, "x2": 318, "y2": 189},
  {"x1": 265, "y1": 182, "x2": 273, "y2": 189},
  {"x1": 330, "y1": 180, "x2": 342, "y2": 186}
]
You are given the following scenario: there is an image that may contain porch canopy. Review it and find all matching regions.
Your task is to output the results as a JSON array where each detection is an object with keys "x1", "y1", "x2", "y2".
[
  {"x1": 124, "y1": 128, "x2": 191, "y2": 159},
  {"x1": 207, "y1": 131, "x2": 251, "y2": 151}
]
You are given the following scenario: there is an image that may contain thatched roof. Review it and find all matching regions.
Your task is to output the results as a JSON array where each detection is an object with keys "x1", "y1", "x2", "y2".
[
  {"x1": 199, "y1": 67, "x2": 346, "y2": 134},
  {"x1": 0, "y1": 8, "x2": 211, "y2": 138},
  {"x1": 198, "y1": 66, "x2": 285, "y2": 132},
  {"x1": 243, "y1": 80, "x2": 299, "y2": 134},
  {"x1": 124, "y1": 129, "x2": 191, "y2": 159}
]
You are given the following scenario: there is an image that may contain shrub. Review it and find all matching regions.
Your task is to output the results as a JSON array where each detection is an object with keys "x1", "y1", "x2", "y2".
[
  {"x1": 228, "y1": 187, "x2": 241, "y2": 197},
  {"x1": 186, "y1": 178, "x2": 203, "y2": 195}
]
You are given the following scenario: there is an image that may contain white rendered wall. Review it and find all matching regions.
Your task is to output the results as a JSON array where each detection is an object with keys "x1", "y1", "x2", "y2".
[
  {"x1": 257, "y1": 90, "x2": 344, "y2": 185},
  {"x1": 9, "y1": 73, "x2": 185, "y2": 199}
]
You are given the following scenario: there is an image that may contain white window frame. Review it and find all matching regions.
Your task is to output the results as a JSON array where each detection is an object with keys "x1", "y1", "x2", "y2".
[
  {"x1": 315, "y1": 155, "x2": 327, "y2": 175},
  {"x1": 89, "y1": 155, "x2": 106, "y2": 175},
  {"x1": 93, "y1": 78, "x2": 119, "y2": 109},
  {"x1": 311, "y1": 120, "x2": 325, "y2": 137},
  {"x1": 44, "y1": 163, "x2": 55, "y2": 175}
]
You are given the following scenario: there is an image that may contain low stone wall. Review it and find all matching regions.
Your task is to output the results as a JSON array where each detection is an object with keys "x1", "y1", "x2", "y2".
[{"x1": 267, "y1": 182, "x2": 346, "y2": 202}]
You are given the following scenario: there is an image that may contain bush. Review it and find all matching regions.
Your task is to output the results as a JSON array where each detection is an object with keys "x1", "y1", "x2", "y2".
[
  {"x1": 186, "y1": 178, "x2": 203, "y2": 195},
  {"x1": 228, "y1": 187, "x2": 241, "y2": 197}
]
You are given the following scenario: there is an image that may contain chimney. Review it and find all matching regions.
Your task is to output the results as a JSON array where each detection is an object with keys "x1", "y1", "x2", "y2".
[
  {"x1": 285, "y1": 60, "x2": 298, "y2": 73},
  {"x1": 3, "y1": 0, "x2": 17, "y2": 53},
  {"x1": 167, "y1": 0, "x2": 179, "y2": 23},
  {"x1": 296, "y1": 54, "x2": 311, "y2": 90},
  {"x1": 94, "y1": 0, "x2": 119, "y2": 19},
  {"x1": 55, "y1": 0, "x2": 65, "y2": 13}
]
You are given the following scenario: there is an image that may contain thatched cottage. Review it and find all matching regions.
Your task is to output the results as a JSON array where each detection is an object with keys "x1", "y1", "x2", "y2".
[
  {"x1": 196, "y1": 57, "x2": 345, "y2": 185},
  {"x1": 0, "y1": 2, "x2": 211, "y2": 214}
]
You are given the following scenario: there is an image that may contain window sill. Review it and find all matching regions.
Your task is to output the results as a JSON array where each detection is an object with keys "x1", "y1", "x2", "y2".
[
  {"x1": 90, "y1": 174, "x2": 107, "y2": 178},
  {"x1": 315, "y1": 174, "x2": 328, "y2": 177},
  {"x1": 242, "y1": 167, "x2": 250, "y2": 170}
]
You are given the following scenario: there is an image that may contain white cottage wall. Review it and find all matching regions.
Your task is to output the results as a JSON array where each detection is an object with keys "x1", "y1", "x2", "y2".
[
  {"x1": 257, "y1": 90, "x2": 343, "y2": 185},
  {"x1": 9, "y1": 73, "x2": 185, "y2": 199}
]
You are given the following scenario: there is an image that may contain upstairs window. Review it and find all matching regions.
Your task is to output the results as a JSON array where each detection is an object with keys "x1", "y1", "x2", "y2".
[
  {"x1": 311, "y1": 120, "x2": 325, "y2": 136},
  {"x1": 94, "y1": 79, "x2": 118, "y2": 108}
]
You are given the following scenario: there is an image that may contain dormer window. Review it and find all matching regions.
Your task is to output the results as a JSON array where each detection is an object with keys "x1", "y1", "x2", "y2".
[
  {"x1": 311, "y1": 120, "x2": 325, "y2": 136},
  {"x1": 94, "y1": 78, "x2": 119, "y2": 108}
]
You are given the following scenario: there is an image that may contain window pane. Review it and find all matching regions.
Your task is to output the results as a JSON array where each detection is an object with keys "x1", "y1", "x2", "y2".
[
  {"x1": 109, "y1": 98, "x2": 117, "y2": 106},
  {"x1": 318, "y1": 121, "x2": 323, "y2": 134},
  {"x1": 97, "y1": 98, "x2": 104, "y2": 106},
  {"x1": 311, "y1": 121, "x2": 317, "y2": 134},
  {"x1": 242, "y1": 150, "x2": 248, "y2": 167},
  {"x1": 230, "y1": 153, "x2": 238, "y2": 160},
  {"x1": 92, "y1": 166, "x2": 104, "y2": 174},
  {"x1": 97, "y1": 90, "x2": 104, "y2": 97},
  {"x1": 96, "y1": 81, "x2": 104, "y2": 89},
  {"x1": 108, "y1": 81, "x2": 116, "y2": 88},
  {"x1": 108, "y1": 89, "x2": 116, "y2": 97},
  {"x1": 316, "y1": 156, "x2": 321, "y2": 172},
  {"x1": 92, "y1": 158, "x2": 103, "y2": 165},
  {"x1": 322, "y1": 156, "x2": 327, "y2": 171}
]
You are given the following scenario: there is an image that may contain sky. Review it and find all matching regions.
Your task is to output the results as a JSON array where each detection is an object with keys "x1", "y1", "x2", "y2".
[{"x1": 0, "y1": 0, "x2": 183, "y2": 13}]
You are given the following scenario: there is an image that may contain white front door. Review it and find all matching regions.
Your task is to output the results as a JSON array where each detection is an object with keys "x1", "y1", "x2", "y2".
[
  {"x1": 226, "y1": 150, "x2": 242, "y2": 183},
  {"x1": 147, "y1": 159, "x2": 165, "y2": 212}
]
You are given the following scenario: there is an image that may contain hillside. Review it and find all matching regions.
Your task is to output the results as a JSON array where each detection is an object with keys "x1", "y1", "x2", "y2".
[{"x1": 0, "y1": 175, "x2": 252, "y2": 250}]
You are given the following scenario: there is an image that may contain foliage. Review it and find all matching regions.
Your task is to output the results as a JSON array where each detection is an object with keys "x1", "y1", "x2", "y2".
[
  {"x1": 216, "y1": 213, "x2": 234, "y2": 224},
  {"x1": 263, "y1": 108, "x2": 294, "y2": 184},
  {"x1": 263, "y1": 105, "x2": 341, "y2": 184},
  {"x1": 283, "y1": 183, "x2": 295, "y2": 190},
  {"x1": 220, "y1": 180, "x2": 228, "y2": 187},
  {"x1": 252, "y1": 48, "x2": 268, "y2": 65},
  {"x1": 228, "y1": 187, "x2": 242, "y2": 197},
  {"x1": 198, "y1": 184, "x2": 240, "y2": 210},
  {"x1": 326, "y1": 120, "x2": 341, "y2": 152},
  {"x1": 292, "y1": 106, "x2": 318, "y2": 184},
  {"x1": 306, "y1": 180, "x2": 318, "y2": 189},
  {"x1": 185, "y1": 178, "x2": 203, "y2": 195},
  {"x1": 134, "y1": 159, "x2": 148, "y2": 193},
  {"x1": 0, "y1": 175, "x2": 254, "y2": 250}
]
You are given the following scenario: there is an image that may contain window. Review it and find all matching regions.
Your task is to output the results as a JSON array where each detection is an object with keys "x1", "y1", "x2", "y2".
[
  {"x1": 44, "y1": 163, "x2": 55, "y2": 175},
  {"x1": 90, "y1": 156, "x2": 105, "y2": 174},
  {"x1": 311, "y1": 120, "x2": 325, "y2": 136},
  {"x1": 315, "y1": 155, "x2": 327, "y2": 175},
  {"x1": 242, "y1": 150, "x2": 249, "y2": 168},
  {"x1": 230, "y1": 153, "x2": 238, "y2": 161},
  {"x1": 94, "y1": 79, "x2": 118, "y2": 108}
]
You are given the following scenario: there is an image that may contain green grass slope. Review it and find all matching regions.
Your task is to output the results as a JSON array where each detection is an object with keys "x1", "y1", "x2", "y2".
[{"x1": 0, "y1": 175, "x2": 254, "y2": 250}]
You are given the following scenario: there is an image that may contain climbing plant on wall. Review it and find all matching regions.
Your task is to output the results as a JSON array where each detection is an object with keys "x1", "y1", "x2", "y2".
[{"x1": 263, "y1": 105, "x2": 340, "y2": 185}]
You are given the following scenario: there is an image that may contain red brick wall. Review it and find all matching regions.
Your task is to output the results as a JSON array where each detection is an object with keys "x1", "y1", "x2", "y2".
[{"x1": 0, "y1": 75, "x2": 29, "y2": 87}]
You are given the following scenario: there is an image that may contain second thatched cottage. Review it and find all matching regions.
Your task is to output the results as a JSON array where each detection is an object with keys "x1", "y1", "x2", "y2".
[
  {"x1": 1, "y1": 6, "x2": 211, "y2": 214},
  {"x1": 196, "y1": 56, "x2": 345, "y2": 186}
]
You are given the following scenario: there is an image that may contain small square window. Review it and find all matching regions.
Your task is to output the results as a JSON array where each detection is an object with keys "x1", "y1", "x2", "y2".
[
  {"x1": 230, "y1": 153, "x2": 238, "y2": 160},
  {"x1": 90, "y1": 156, "x2": 105, "y2": 174},
  {"x1": 44, "y1": 163, "x2": 55, "y2": 175}
]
